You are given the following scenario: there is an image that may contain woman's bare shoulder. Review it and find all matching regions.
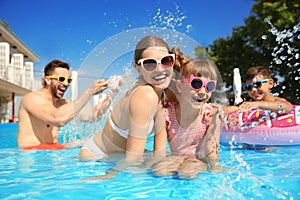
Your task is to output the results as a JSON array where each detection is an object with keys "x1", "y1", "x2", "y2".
[{"x1": 131, "y1": 85, "x2": 159, "y2": 103}]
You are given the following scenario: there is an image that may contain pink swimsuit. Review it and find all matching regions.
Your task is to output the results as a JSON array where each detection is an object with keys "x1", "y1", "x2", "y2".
[{"x1": 165, "y1": 103, "x2": 212, "y2": 157}]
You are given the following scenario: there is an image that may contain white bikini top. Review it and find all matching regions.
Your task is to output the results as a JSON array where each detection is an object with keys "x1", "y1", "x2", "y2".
[{"x1": 109, "y1": 115, "x2": 154, "y2": 139}]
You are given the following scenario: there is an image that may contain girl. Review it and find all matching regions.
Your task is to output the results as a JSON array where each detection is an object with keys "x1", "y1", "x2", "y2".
[{"x1": 154, "y1": 46, "x2": 222, "y2": 179}]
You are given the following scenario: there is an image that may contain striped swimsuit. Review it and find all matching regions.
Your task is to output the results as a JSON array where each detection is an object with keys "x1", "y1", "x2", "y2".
[{"x1": 165, "y1": 103, "x2": 212, "y2": 157}]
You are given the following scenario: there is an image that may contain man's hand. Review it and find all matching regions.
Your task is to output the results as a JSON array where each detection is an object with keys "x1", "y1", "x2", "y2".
[{"x1": 89, "y1": 79, "x2": 110, "y2": 95}]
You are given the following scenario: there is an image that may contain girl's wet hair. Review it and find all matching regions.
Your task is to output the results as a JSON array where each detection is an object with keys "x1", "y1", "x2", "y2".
[
  {"x1": 134, "y1": 35, "x2": 171, "y2": 64},
  {"x1": 244, "y1": 66, "x2": 272, "y2": 82},
  {"x1": 172, "y1": 46, "x2": 217, "y2": 80}
]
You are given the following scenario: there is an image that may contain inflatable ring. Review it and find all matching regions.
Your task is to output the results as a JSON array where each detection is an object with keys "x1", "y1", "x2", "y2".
[
  {"x1": 22, "y1": 143, "x2": 66, "y2": 150},
  {"x1": 221, "y1": 105, "x2": 300, "y2": 146}
]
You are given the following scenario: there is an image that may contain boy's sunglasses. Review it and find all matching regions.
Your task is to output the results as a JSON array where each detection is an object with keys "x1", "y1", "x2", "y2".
[
  {"x1": 243, "y1": 79, "x2": 269, "y2": 91},
  {"x1": 48, "y1": 76, "x2": 73, "y2": 84},
  {"x1": 185, "y1": 75, "x2": 217, "y2": 93},
  {"x1": 137, "y1": 54, "x2": 175, "y2": 72}
]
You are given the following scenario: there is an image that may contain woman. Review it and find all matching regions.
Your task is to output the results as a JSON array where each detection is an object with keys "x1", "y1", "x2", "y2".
[{"x1": 79, "y1": 36, "x2": 174, "y2": 179}]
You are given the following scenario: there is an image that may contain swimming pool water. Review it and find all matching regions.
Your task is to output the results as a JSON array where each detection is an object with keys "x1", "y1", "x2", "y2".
[{"x1": 0, "y1": 123, "x2": 300, "y2": 200}]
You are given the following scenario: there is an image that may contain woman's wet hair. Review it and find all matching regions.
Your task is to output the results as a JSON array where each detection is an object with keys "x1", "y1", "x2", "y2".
[{"x1": 134, "y1": 35, "x2": 171, "y2": 64}]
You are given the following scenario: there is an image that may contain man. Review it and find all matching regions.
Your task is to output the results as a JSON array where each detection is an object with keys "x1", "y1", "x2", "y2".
[{"x1": 17, "y1": 60, "x2": 110, "y2": 148}]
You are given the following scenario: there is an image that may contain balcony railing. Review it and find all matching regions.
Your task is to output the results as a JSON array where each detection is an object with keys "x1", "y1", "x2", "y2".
[{"x1": 0, "y1": 59, "x2": 34, "y2": 91}]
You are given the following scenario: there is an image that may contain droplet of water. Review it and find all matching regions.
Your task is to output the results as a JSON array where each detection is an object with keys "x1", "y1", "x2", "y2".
[
  {"x1": 280, "y1": 55, "x2": 287, "y2": 60},
  {"x1": 264, "y1": 18, "x2": 270, "y2": 23},
  {"x1": 275, "y1": 58, "x2": 282, "y2": 64},
  {"x1": 262, "y1": 35, "x2": 267, "y2": 40}
]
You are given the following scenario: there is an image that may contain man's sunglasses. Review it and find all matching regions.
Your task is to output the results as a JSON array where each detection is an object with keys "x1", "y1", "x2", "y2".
[
  {"x1": 243, "y1": 79, "x2": 269, "y2": 91},
  {"x1": 48, "y1": 76, "x2": 73, "y2": 84},
  {"x1": 137, "y1": 54, "x2": 175, "y2": 72},
  {"x1": 185, "y1": 75, "x2": 217, "y2": 93}
]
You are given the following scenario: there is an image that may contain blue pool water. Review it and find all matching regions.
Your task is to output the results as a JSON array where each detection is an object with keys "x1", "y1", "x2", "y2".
[{"x1": 0, "y1": 123, "x2": 300, "y2": 200}]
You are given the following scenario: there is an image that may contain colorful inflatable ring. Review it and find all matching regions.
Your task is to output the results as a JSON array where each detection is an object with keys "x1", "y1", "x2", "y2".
[
  {"x1": 221, "y1": 105, "x2": 300, "y2": 146},
  {"x1": 22, "y1": 143, "x2": 66, "y2": 150}
]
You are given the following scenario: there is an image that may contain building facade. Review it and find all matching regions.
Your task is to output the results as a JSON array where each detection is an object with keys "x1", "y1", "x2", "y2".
[{"x1": 0, "y1": 20, "x2": 39, "y2": 123}]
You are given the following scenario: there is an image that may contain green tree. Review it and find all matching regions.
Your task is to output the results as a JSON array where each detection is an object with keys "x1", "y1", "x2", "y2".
[{"x1": 201, "y1": 0, "x2": 300, "y2": 104}]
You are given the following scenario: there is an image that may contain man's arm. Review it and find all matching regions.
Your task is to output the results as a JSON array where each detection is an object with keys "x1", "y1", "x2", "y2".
[{"x1": 24, "y1": 79, "x2": 110, "y2": 127}]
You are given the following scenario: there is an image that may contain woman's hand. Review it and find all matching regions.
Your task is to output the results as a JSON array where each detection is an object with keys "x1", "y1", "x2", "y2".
[{"x1": 81, "y1": 170, "x2": 118, "y2": 182}]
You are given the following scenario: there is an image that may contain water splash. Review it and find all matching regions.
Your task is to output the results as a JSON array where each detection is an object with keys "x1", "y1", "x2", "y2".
[
  {"x1": 60, "y1": 0, "x2": 230, "y2": 152},
  {"x1": 262, "y1": 18, "x2": 300, "y2": 100},
  {"x1": 225, "y1": 136, "x2": 293, "y2": 198},
  {"x1": 262, "y1": 18, "x2": 300, "y2": 66},
  {"x1": 264, "y1": 18, "x2": 300, "y2": 70},
  {"x1": 149, "y1": 6, "x2": 192, "y2": 33}
]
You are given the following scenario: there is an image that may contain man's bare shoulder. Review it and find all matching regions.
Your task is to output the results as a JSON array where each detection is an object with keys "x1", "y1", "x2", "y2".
[
  {"x1": 56, "y1": 98, "x2": 69, "y2": 106},
  {"x1": 23, "y1": 90, "x2": 44, "y2": 99},
  {"x1": 21, "y1": 90, "x2": 49, "y2": 108}
]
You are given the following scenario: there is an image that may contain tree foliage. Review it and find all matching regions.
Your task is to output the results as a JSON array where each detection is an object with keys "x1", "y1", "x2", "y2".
[{"x1": 199, "y1": 0, "x2": 300, "y2": 104}]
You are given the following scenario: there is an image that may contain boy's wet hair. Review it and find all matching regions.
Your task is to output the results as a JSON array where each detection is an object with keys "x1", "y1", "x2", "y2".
[{"x1": 244, "y1": 66, "x2": 272, "y2": 82}]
